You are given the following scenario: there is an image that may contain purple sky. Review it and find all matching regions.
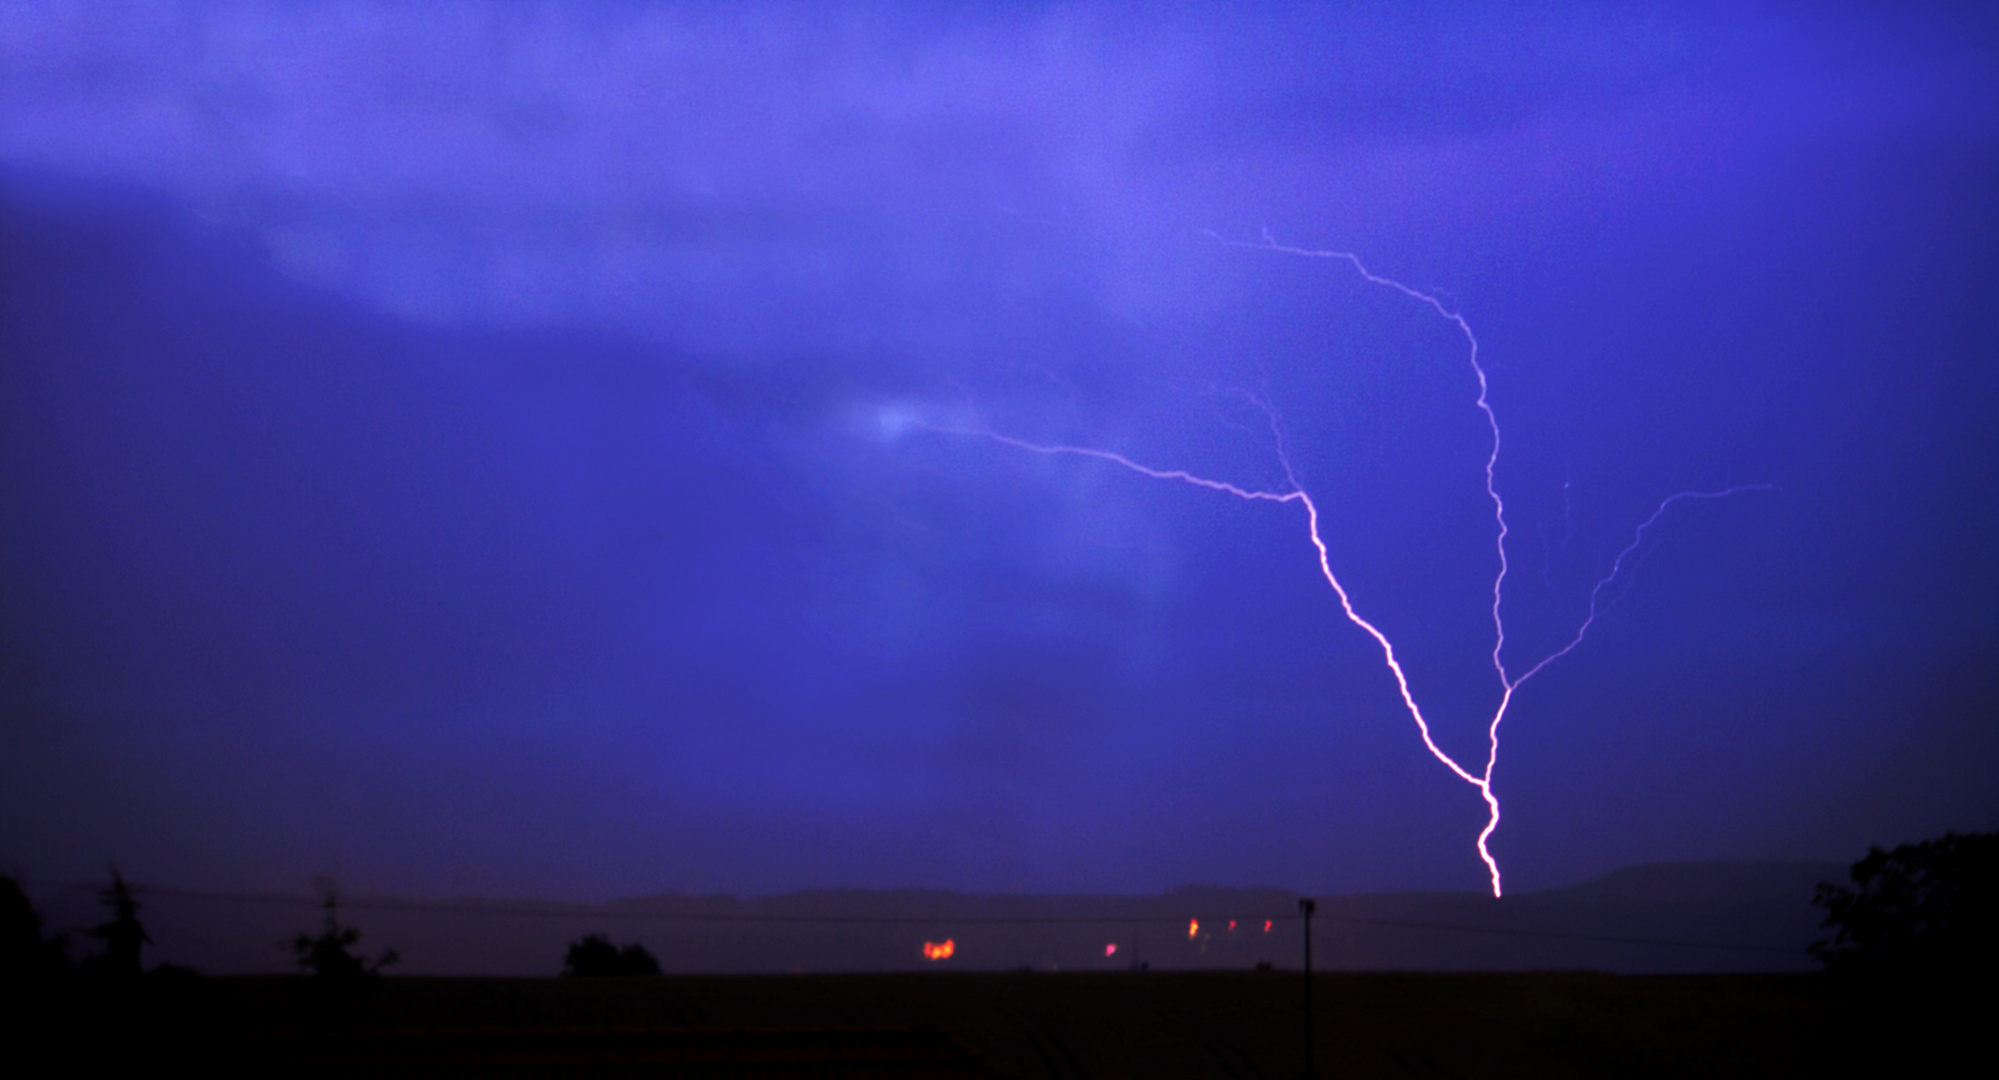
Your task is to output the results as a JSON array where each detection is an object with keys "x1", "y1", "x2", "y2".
[{"x1": 3, "y1": 2, "x2": 1996, "y2": 903}]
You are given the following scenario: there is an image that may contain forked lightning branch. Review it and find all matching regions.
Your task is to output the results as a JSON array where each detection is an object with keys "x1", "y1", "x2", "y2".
[{"x1": 908, "y1": 235, "x2": 1767, "y2": 897}]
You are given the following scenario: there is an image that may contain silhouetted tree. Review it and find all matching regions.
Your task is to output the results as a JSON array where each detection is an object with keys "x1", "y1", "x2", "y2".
[
  {"x1": 291, "y1": 884, "x2": 398, "y2": 981},
  {"x1": 80, "y1": 867, "x2": 150, "y2": 979},
  {"x1": 562, "y1": 933, "x2": 660, "y2": 977},
  {"x1": 1812, "y1": 830, "x2": 1999, "y2": 978},
  {"x1": 1, "y1": 876, "x2": 69, "y2": 981}
]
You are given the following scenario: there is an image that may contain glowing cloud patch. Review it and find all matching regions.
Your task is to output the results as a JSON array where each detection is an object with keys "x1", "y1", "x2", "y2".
[{"x1": 921, "y1": 939, "x2": 954, "y2": 961}]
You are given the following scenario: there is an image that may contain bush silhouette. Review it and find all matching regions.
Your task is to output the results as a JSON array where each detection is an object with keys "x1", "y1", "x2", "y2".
[
  {"x1": 562, "y1": 934, "x2": 660, "y2": 977},
  {"x1": 1, "y1": 876, "x2": 69, "y2": 981},
  {"x1": 1812, "y1": 830, "x2": 1999, "y2": 978},
  {"x1": 292, "y1": 884, "x2": 398, "y2": 981}
]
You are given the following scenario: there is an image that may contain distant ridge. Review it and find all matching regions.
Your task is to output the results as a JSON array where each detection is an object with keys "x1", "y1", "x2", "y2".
[
  {"x1": 1541, "y1": 860, "x2": 1849, "y2": 904},
  {"x1": 27, "y1": 860, "x2": 1845, "y2": 976},
  {"x1": 1301, "y1": 860, "x2": 1844, "y2": 974}
]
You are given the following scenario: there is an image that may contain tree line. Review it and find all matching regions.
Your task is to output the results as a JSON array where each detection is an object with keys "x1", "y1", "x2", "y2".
[
  {"x1": 7, "y1": 830, "x2": 1993, "y2": 983},
  {"x1": 2, "y1": 867, "x2": 660, "y2": 982}
]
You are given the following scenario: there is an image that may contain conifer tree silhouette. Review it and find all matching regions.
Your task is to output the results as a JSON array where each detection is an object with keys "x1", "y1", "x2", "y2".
[
  {"x1": 81, "y1": 867, "x2": 149, "y2": 979},
  {"x1": 291, "y1": 881, "x2": 398, "y2": 981}
]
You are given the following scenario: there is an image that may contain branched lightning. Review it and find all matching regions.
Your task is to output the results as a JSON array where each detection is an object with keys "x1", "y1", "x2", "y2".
[{"x1": 922, "y1": 233, "x2": 1769, "y2": 897}]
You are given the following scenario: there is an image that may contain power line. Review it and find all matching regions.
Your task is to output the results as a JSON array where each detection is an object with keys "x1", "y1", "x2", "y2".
[
  {"x1": 44, "y1": 881, "x2": 1297, "y2": 927},
  {"x1": 25, "y1": 879, "x2": 1805, "y2": 955}
]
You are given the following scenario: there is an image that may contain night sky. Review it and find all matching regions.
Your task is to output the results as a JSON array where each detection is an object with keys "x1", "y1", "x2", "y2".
[{"x1": 3, "y1": 3, "x2": 1995, "y2": 905}]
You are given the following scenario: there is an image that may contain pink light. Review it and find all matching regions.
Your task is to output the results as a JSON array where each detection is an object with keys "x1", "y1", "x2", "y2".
[
  {"x1": 928, "y1": 233, "x2": 1769, "y2": 897},
  {"x1": 1228, "y1": 920, "x2": 1237, "y2": 931},
  {"x1": 1264, "y1": 920, "x2": 1273, "y2": 933},
  {"x1": 1105, "y1": 943, "x2": 1117, "y2": 957}
]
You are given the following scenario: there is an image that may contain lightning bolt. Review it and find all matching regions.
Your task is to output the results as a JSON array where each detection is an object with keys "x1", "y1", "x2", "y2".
[{"x1": 919, "y1": 233, "x2": 1769, "y2": 897}]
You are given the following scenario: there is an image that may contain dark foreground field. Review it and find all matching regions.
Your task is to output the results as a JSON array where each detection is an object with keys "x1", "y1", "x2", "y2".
[{"x1": 10, "y1": 970, "x2": 1975, "y2": 1078}]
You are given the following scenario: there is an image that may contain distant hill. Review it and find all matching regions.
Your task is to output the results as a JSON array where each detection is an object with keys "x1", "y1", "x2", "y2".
[
  {"x1": 26, "y1": 860, "x2": 1845, "y2": 975},
  {"x1": 1303, "y1": 860, "x2": 1844, "y2": 974}
]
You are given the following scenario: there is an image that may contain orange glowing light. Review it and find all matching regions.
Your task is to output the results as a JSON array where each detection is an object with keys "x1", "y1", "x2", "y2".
[
  {"x1": 1263, "y1": 920, "x2": 1273, "y2": 933},
  {"x1": 1104, "y1": 943, "x2": 1117, "y2": 957},
  {"x1": 1188, "y1": 919, "x2": 1199, "y2": 940},
  {"x1": 922, "y1": 939, "x2": 954, "y2": 961}
]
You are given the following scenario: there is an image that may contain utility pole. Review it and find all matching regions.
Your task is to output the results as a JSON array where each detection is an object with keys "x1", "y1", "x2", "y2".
[{"x1": 1299, "y1": 896, "x2": 1317, "y2": 1078}]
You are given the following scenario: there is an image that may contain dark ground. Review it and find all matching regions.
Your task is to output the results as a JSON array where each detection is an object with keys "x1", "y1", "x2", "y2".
[{"x1": 6, "y1": 970, "x2": 1980, "y2": 1078}]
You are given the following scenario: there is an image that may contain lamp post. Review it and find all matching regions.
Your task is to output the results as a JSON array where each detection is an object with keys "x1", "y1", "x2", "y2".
[{"x1": 1299, "y1": 896, "x2": 1317, "y2": 1078}]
